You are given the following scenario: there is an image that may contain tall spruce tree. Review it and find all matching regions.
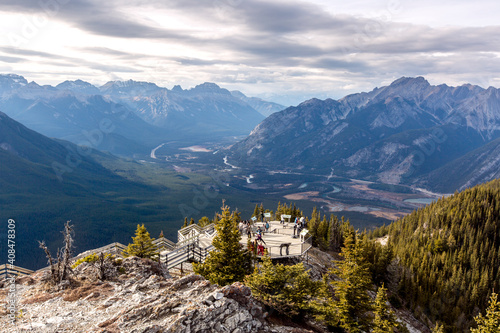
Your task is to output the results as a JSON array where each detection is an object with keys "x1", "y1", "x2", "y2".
[
  {"x1": 372, "y1": 284, "x2": 399, "y2": 332},
  {"x1": 471, "y1": 293, "x2": 500, "y2": 333},
  {"x1": 244, "y1": 255, "x2": 322, "y2": 317},
  {"x1": 252, "y1": 204, "x2": 260, "y2": 218},
  {"x1": 329, "y1": 231, "x2": 373, "y2": 332},
  {"x1": 193, "y1": 202, "x2": 251, "y2": 286},
  {"x1": 123, "y1": 224, "x2": 158, "y2": 260}
]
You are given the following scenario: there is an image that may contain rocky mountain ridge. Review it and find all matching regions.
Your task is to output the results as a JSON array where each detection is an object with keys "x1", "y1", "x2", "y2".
[
  {"x1": 0, "y1": 74, "x2": 276, "y2": 156},
  {"x1": 0, "y1": 75, "x2": 166, "y2": 156},
  {"x1": 100, "y1": 80, "x2": 266, "y2": 135},
  {"x1": 228, "y1": 77, "x2": 500, "y2": 192}
]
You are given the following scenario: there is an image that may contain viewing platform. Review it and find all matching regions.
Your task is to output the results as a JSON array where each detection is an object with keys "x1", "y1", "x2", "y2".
[
  {"x1": 1, "y1": 219, "x2": 312, "y2": 279},
  {"x1": 242, "y1": 220, "x2": 312, "y2": 259}
]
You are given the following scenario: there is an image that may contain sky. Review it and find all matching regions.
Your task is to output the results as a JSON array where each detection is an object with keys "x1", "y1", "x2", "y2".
[{"x1": 0, "y1": 0, "x2": 499, "y2": 105}]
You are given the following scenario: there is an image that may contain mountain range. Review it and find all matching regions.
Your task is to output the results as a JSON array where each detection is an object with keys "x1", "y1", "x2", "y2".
[
  {"x1": 0, "y1": 74, "x2": 283, "y2": 156},
  {"x1": 228, "y1": 77, "x2": 500, "y2": 192}
]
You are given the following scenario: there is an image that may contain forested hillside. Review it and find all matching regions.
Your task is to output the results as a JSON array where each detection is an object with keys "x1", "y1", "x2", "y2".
[{"x1": 385, "y1": 179, "x2": 500, "y2": 331}]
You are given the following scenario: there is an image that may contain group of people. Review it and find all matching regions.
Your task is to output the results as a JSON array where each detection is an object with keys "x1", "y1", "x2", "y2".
[
  {"x1": 238, "y1": 220, "x2": 270, "y2": 237},
  {"x1": 237, "y1": 215, "x2": 307, "y2": 254},
  {"x1": 293, "y1": 216, "x2": 306, "y2": 237}
]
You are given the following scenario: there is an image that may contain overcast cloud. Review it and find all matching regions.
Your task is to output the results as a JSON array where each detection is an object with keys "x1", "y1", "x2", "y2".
[{"x1": 0, "y1": 0, "x2": 499, "y2": 105}]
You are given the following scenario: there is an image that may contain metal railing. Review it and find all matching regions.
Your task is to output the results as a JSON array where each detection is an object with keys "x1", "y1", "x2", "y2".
[
  {"x1": 71, "y1": 242, "x2": 128, "y2": 262},
  {"x1": 177, "y1": 223, "x2": 216, "y2": 248},
  {"x1": 154, "y1": 237, "x2": 176, "y2": 251},
  {"x1": 244, "y1": 234, "x2": 313, "y2": 259},
  {"x1": 0, "y1": 264, "x2": 34, "y2": 280},
  {"x1": 162, "y1": 240, "x2": 214, "y2": 270},
  {"x1": 301, "y1": 235, "x2": 313, "y2": 255}
]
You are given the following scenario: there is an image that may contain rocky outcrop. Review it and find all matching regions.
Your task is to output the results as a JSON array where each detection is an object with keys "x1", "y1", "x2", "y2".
[{"x1": 0, "y1": 256, "x2": 315, "y2": 333}]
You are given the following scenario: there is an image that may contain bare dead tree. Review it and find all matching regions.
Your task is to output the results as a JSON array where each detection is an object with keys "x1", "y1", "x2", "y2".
[
  {"x1": 38, "y1": 241, "x2": 58, "y2": 283},
  {"x1": 60, "y1": 221, "x2": 74, "y2": 282},
  {"x1": 38, "y1": 221, "x2": 75, "y2": 285}
]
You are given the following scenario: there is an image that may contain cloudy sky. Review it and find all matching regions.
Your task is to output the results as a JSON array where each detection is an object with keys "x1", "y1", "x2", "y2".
[{"x1": 0, "y1": 0, "x2": 499, "y2": 105}]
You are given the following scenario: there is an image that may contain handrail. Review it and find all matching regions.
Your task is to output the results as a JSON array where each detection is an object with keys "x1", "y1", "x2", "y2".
[
  {"x1": 301, "y1": 235, "x2": 313, "y2": 255},
  {"x1": 178, "y1": 223, "x2": 215, "y2": 240},
  {"x1": 71, "y1": 242, "x2": 127, "y2": 262},
  {"x1": 154, "y1": 237, "x2": 176, "y2": 249},
  {"x1": 163, "y1": 240, "x2": 215, "y2": 270},
  {"x1": 0, "y1": 264, "x2": 35, "y2": 279}
]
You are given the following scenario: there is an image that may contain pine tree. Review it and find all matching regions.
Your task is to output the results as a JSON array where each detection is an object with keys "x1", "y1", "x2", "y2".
[
  {"x1": 193, "y1": 202, "x2": 252, "y2": 286},
  {"x1": 431, "y1": 323, "x2": 445, "y2": 333},
  {"x1": 317, "y1": 215, "x2": 329, "y2": 250},
  {"x1": 328, "y1": 214, "x2": 342, "y2": 251},
  {"x1": 252, "y1": 204, "x2": 260, "y2": 218},
  {"x1": 123, "y1": 224, "x2": 159, "y2": 260},
  {"x1": 276, "y1": 201, "x2": 282, "y2": 220},
  {"x1": 198, "y1": 216, "x2": 211, "y2": 227},
  {"x1": 471, "y1": 293, "x2": 500, "y2": 332},
  {"x1": 309, "y1": 207, "x2": 321, "y2": 245},
  {"x1": 244, "y1": 255, "x2": 322, "y2": 317},
  {"x1": 373, "y1": 284, "x2": 399, "y2": 333},
  {"x1": 329, "y1": 231, "x2": 373, "y2": 332}
]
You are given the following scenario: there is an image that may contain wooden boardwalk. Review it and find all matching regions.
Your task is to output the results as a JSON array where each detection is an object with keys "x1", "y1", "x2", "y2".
[{"x1": 1, "y1": 221, "x2": 312, "y2": 278}]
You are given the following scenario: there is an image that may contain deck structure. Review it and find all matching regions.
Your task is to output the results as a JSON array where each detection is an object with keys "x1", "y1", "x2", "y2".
[
  {"x1": 2, "y1": 220, "x2": 312, "y2": 278},
  {"x1": 244, "y1": 221, "x2": 312, "y2": 258}
]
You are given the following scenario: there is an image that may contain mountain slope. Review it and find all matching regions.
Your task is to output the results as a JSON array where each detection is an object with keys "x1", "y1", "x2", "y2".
[
  {"x1": 0, "y1": 111, "x2": 170, "y2": 268},
  {"x1": 228, "y1": 77, "x2": 500, "y2": 191},
  {"x1": 383, "y1": 178, "x2": 500, "y2": 331},
  {"x1": 417, "y1": 137, "x2": 500, "y2": 192}
]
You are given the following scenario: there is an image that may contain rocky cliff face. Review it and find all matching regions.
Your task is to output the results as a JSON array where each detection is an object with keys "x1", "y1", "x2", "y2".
[
  {"x1": 0, "y1": 257, "x2": 317, "y2": 333},
  {"x1": 228, "y1": 77, "x2": 500, "y2": 191}
]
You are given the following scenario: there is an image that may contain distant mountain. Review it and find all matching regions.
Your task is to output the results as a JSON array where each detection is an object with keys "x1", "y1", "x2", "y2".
[
  {"x1": 230, "y1": 90, "x2": 286, "y2": 117},
  {"x1": 100, "y1": 79, "x2": 163, "y2": 98},
  {"x1": 56, "y1": 79, "x2": 101, "y2": 95},
  {"x1": 0, "y1": 75, "x2": 166, "y2": 156},
  {"x1": 0, "y1": 74, "x2": 275, "y2": 156},
  {"x1": 101, "y1": 81, "x2": 265, "y2": 137},
  {"x1": 228, "y1": 77, "x2": 500, "y2": 192}
]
